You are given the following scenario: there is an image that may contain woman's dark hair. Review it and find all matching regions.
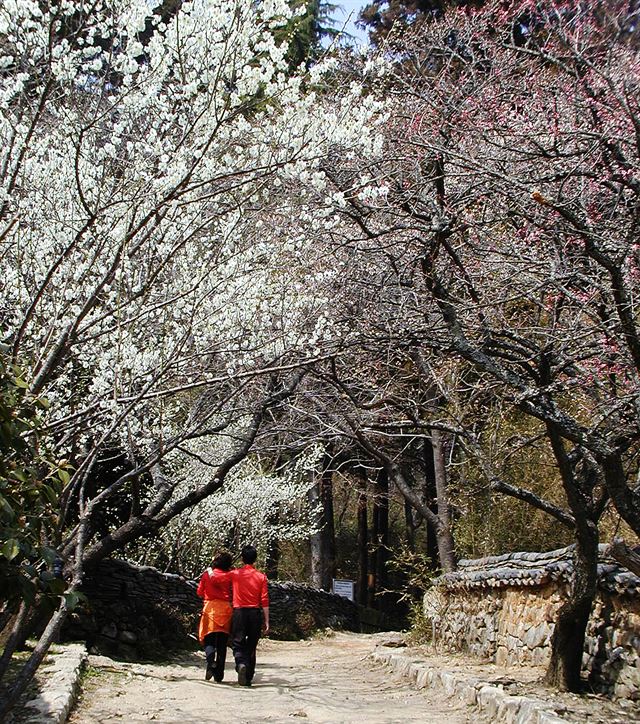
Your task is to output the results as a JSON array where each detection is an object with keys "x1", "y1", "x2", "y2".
[{"x1": 212, "y1": 551, "x2": 232, "y2": 571}]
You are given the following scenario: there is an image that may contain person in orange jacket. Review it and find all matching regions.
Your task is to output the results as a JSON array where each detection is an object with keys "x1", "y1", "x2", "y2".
[
  {"x1": 197, "y1": 550, "x2": 233, "y2": 682},
  {"x1": 230, "y1": 545, "x2": 269, "y2": 687}
]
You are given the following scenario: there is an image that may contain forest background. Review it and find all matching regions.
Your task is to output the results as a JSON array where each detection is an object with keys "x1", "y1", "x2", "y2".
[{"x1": 1, "y1": 0, "x2": 640, "y2": 715}]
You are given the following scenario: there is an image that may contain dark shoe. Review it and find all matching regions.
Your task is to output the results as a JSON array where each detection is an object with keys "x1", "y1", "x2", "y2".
[
  {"x1": 237, "y1": 663, "x2": 247, "y2": 686},
  {"x1": 214, "y1": 675, "x2": 223, "y2": 683},
  {"x1": 205, "y1": 665, "x2": 214, "y2": 681}
]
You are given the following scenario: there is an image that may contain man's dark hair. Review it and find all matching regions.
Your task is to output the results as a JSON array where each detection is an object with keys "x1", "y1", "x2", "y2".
[{"x1": 241, "y1": 545, "x2": 258, "y2": 565}]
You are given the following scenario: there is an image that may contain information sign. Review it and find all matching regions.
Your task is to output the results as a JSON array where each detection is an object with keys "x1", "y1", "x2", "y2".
[{"x1": 332, "y1": 579, "x2": 355, "y2": 601}]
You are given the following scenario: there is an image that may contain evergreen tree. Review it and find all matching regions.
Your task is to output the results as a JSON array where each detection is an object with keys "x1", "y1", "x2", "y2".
[
  {"x1": 358, "y1": 0, "x2": 458, "y2": 43},
  {"x1": 284, "y1": 0, "x2": 342, "y2": 68}
]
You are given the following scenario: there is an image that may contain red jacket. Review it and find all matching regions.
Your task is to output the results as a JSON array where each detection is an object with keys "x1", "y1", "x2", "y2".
[
  {"x1": 197, "y1": 567, "x2": 232, "y2": 602},
  {"x1": 231, "y1": 565, "x2": 269, "y2": 608}
]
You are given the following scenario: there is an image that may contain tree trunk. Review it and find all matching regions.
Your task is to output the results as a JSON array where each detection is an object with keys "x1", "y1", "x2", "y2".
[
  {"x1": 545, "y1": 524, "x2": 598, "y2": 691},
  {"x1": 357, "y1": 477, "x2": 368, "y2": 606},
  {"x1": 0, "y1": 514, "x2": 86, "y2": 720},
  {"x1": 422, "y1": 439, "x2": 439, "y2": 568},
  {"x1": 265, "y1": 536, "x2": 280, "y2": 580},
  {"x1": 353, "y1": 429, "x2": 458, "y2": 574},
  {"x1": 308, "y1": 462, "x2": 336, "y2": 590},
  {"x1": 390, "y1": 462, "x2": 457, "y2": 573},
  {"x1": 404, "y1": 499, "x2": 417, "y2": 551},
  {"x1": 602, "y1": 454, "x2": 640, "y2": 538},
  {"x1": 0, "y1": 605, "x2": 15, "y2": 636},
  {"x1": 368, "y1": 486, "x2": 378, "y2": 608},
  {"x1": 0, "y1": 601, "x2": 30, "y2": 683},
  {"x1": 431, "y1": 429, "x2": 457, "y2": 573},
  {"x1": 545, "y1": 422, "x2": 599, "y2": 692},
  {"x1": 0, "y1": 599, "x2": 70, "y2": 720},
  {"x1": 606, "y1": 538, "x2": 640, "y2": 577},
  {"x1": 375, "y1": 467, "x2": 389, "y2": 597},
  {"x1": 319, "y1": 461, "x2": 336, "y2": 590},
  {"x1": 308, "y1": 478, "x2": 323, "y2": 588}
]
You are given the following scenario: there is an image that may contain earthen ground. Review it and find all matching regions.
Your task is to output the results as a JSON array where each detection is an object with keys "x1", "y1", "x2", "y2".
[
  {"x1": 68, "y1": 633, "x2": 639, "y2": 723},
  {"x1": 69, "y1": 633, "x2": 487, "y2": 723}
]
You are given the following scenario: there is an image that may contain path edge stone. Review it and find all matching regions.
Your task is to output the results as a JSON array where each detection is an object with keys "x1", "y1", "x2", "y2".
[
  {"x1": 369, "y1": 648, "x2": 567, "y2": 724},
  {"x1": 19, "y1": 643, "x2": 87, "y2": 724}
]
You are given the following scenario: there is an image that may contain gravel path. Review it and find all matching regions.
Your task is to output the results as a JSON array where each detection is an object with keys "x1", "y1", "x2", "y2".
[{"x1": 69, "y1": 633, "x2": 485, "y2": 723}]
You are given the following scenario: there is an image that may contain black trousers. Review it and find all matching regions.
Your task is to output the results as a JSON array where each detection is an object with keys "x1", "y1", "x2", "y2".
[
  {"x1": 203, "y1": 631, "x2": 228, "y2": 681},
  {"x1": 231, "y1": 608, "x2": 262, "y2": 682}
]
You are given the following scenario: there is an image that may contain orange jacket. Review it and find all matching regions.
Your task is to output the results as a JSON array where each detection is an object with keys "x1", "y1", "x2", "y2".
[{"x1": 197, "y1": 567, "x2": 232, "y2": 602}]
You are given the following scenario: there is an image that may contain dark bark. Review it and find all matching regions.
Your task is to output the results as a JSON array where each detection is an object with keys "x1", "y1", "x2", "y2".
[
  {"x1": 352, "y1": 428, "x2": 457, "y2": 572},
  {"x1": 69, "y1": 373, "x2": 305, "y2": 572},
  {"x1": 605, "y1": 538, "x2": 640, "y2": 578},
  {"x1": 309, "y1": 478, "x2": 323, "y2": 588},
  {"x1": 602, "y1": 454, "x2": 640, "y2": 539},
  {"x1": 422, "y1": 439, "x2": 440, "y2": 566},
  {"x1": 0, "y1": 601, "x2": 29, "y2": 683},
  {"x1": 374, "y1": 467, "x2": 389, "y2": 597},
  {"x1": 404, "y1": 499, "x2": 417, "y2": 551},
  {"x1": 308, "y1": 461, "x2": 336, "y2": 591},
  {"x1": 368, "y1": 482, "x2": 379, "y2": 608},
  {"x1": 544, "y1": 424, "x2": 600, "y2": 692},
  {"x1": 265, "y1": 536, "x2": 280, "y2": 580},
  {"x1": 0, "y1": 516, "x2": 89, "y2": 720},
  {"x1": 0, "y1": 607, "x2": 13, "y2": 637},
  {"x1": 392, "y1": 464, "x2": 458, "y2": 571},
  {"x1": 79, "y1": 402, "x2": 271, "y2": 570},
  {"x1": 357, "y1": 477, "x2": 368, "y2": 606},
  {"x1": 545, "y1": 527, "x2": 599, "y2": 691},
  {"x1": 0, "y1": 600, "x2": 70, "y2": 720},
  {"x1": 431, "y1": 429, "x2": 457, "y2": 572},
  {"x1": 320, "y1": 461, "x2": 336, "y2": 589}
]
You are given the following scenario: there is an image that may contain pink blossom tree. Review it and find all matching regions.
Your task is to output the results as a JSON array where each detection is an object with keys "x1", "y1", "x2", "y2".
[{"x1": 313, "y1": 0, "x2": 640, "y2": 690}]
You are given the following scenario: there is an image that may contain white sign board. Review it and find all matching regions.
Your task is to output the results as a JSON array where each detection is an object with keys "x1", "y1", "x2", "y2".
[{"x1": 332, "y1": 579, "x2": 355, "y2": 601}]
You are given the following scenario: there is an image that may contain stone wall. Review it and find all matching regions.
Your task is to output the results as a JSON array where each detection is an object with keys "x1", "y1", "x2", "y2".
[
  {"x1": 423, "y1": 545, "x2": 640, "y2": 699},
  {"x1": 63, "y1": 559, "x2": 359, "y2": 659}
]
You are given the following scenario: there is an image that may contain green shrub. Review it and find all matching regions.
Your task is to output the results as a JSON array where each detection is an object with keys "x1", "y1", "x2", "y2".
[{"x1": 0, "y1": 351, "x2": 65, "y2": 611}]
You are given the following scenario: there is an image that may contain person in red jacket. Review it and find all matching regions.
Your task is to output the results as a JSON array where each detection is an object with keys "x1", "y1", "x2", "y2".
[
  {"x1": 230, "y1": 545, "x2": 269, "y2": 687},
  {"x1": 197, "y1": 550, "x2": 233, "y2": 682}
]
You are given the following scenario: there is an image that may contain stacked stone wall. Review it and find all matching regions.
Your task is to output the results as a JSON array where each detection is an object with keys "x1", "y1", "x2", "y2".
[
  {"x1": 63, "y1": 558, "x2": 359, "y2": 659},
  {"x1": 423, "y1": 546, "x2": 640, "y2": 699}
]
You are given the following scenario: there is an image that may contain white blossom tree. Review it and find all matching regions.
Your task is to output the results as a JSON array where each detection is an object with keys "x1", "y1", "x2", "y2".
[
  {"x1": 128, "y1": 444, "x2": 324, "y2": 577},
  {"x1": 0, "y1": 0, "x2": 383, "y2": 711}
]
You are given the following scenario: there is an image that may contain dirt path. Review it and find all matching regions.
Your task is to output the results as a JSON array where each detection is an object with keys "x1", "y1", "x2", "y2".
[{"x1": 69, "y1": 633, "x2": 486, "y2": 723}]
